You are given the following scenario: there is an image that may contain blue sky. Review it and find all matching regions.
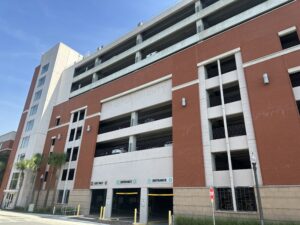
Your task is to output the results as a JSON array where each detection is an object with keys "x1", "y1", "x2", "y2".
[{"x1": 0, "y1": 0, "x2": 179, "y2": 135}]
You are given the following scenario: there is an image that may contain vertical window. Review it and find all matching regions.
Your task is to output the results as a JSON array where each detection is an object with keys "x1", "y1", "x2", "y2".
[
  {"x1": 29, "y1": 105, "x2": 38, "y2": 116},
  {"x1": 72, "y1": 147, "x2": 79, "y2": 161},
  {"x1": 57, "y1": 190, "x2": 64, "y2": 203},
  {"x1": 75, "y1": 127, "x2": 82, "y2": 140},
  {"x1": 61, "y1": 169, "x2": 68, "y2": 181},
  {"x1": 72, "y1": 112, "x2": 79, "y2": 123},
  {"x1": 37, "y1": 76, "x2": 46, "y2": 87},
  {"x1": 279, "y1": 30, "x2": 300, "y2": 49},
  {"x1": 220, "y1": 55, "x2": 236, "y2": 74},
  {"x1": 44, "y1": 171, "x2": 48, "y2": 182},
  {"x1": 64, "y1": 190, "x2": 70, "y2": 203},
  {"x1": 41, "y1": 63, "x2": 49, "y2": 74},
  {"x1": 51, "y1": 138, "x2": 56, "y2": 146},
  {"x1": 20, "y1": 136, "x2": 30, "y2": 148},
  {"x1": 66, "y1": 148, "x2": 72, "y2": 161},
  {"x1": 25, "y1": 120, "x2": 34, "y2": 132},
  {"x1": 296, "y1": 101, "x2": 300, "y2": 114},
  {"x1": 79, "y1": 109, "x2": 85, "y2": 121},
  {"x1": 33, "y1": 90, "x2": 42, "y2": 101},
  {"x1": 55, "y1": 117, "x2": 61, "y2": 126},
  {"x1": 68, "y1": 169, "x2": 75, "y2": 180},
  {"x1": 289, "y1": 72, "x2": 300, "y2": 88},
  {"x1": 9, "y1": 173, "x2": 20, "y2": 190},
  {"x1": 69, "y1": 129, "x2": 75, "y2": 142}
]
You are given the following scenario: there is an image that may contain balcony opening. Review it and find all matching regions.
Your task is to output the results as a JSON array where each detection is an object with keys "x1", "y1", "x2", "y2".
[
  {"x1": 205, "y1": 61, "x2": 219, "y2": 79},
  {"x1": 138, "y1": 102, "x2": 172, "y2": 125},
  {"x1": 100, "y1": 36, "x2": 137, "y2": 63},
  {"x1": 94, "y1": 138, "x2": 129, "y2": 157},
  {"x1": 289, "y1": 72, "x2": 300, "y2": 87},
  {"x1": 136, "y1": 130, "x2": 172, "y2": 151},
  {"x1": 98, "y1": 114, "x2": 131, "y2": 134},
  {"x1": 142, "y1": 3, "x2": 195, "y2": 41},
  {"x1": 96, "y1": 54, "x2": 136, "y2": 80},
  {"x1": 220, "y1": 55, "x2": 236, "y2": 74},
  {"x1": 201, "y1": 0, "x2": 219, "y2": 9},
  {"x1": 141, "y1": 23, "x2": 197, "y2": 59},
  {"x1": 227, "y1": 114, "x2": 246, "y2": 137},
  {"x1": 280, "y1": 31, "x2": 300, "y2": 49},
  {"x1": 213, "y1": 152, "x2": 228, "y2": 171},
  {"x1": 71, "y1": 75, "x2": 93, "y2": 92},
  {"x1": 207, "y1": 87, "x2": 221, "y2": 107},
  {"x1": 235, "y1": 187, "x2": 257, "y2": 212},
  {"x1": 216, "y1": 188, "x2": 233, "y2": 211},
  {"x1": 74, "y1": 60, "x2": 95, "y2": 77},
  {"x1": 231, "y1": 150, "x2": 251, "y2": 170},
  {"x1": 202, "y1": 0, "x2": 267, "y2": 29},
  {"x1": 210, "y1": 118, "x2": 225, "y2": 139},
  {"x1": 223, "y1": 82, "x2": 241, "y2": 104}
]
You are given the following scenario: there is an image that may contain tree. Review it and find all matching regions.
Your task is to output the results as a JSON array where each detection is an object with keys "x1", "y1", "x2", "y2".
[
  {"x1": 14, "y1": 159, "x2": 29, "y2": 207},
  {"x1": 43, "y1": 152, "x2": 66, "y2": 207},
  {"x1": 26, "y1": 153, "x2": 43, "y2": 207}
]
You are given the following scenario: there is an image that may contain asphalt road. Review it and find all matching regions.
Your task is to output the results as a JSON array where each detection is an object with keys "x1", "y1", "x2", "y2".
[{"x1": 0, "y1": 210, "x2": 104, "y2": 225}]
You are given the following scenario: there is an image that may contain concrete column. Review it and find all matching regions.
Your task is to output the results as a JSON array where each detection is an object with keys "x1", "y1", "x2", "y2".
[
  {"x1": 95, "y1": 57, "x2": 101, "y2": 66},
  {"x1": 128, "y1": 136, "x2": 137, "y2": 152},
  {"x1": 139, "y1": 188, "x2": 149, "y2": 224},
  {"x1": 104, "y1": 188, "x2": 113, "y2": 219},
  {"x1": 195, "y1": 1, "x2": 204, "y2": 33},
  {"x1": 135, "y1": 34, "x2": 143, "y2": 63},
  {"x1": 131, "y1": 112, "x2": 138, "y2": 126},
  {"x1": 92, "y1": 73, "x2": 98, "y2": 83}
]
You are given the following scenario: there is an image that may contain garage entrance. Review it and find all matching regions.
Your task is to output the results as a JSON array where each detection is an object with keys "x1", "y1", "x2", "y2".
[
  {"x1": 148, "y1": 189, "x2": 173, "y2": 223},
  {"x1": 90, "y1": 189, "x2": 107, "y2": 215},
  {"x1": 112, "y1": 188, "x2": 141, "y2": 220}
]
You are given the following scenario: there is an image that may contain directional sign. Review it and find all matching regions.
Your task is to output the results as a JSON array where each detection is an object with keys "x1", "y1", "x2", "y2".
[{"x1": 209, "y1": 187, "x2": 215, "y2": 202}]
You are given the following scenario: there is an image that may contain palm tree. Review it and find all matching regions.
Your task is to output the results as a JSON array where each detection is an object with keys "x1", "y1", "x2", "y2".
[
  {"x1": 43, "y1": 152, "x2": 66, "y2": 207},
  {"x1": 14, "y1": 159, "x2": 29, "y2": 208},
  {"x1": 26, "y1": 153, "x2": 43, "y2": 207}
]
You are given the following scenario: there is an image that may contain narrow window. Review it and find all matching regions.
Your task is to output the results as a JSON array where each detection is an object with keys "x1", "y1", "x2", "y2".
[
  {"x1": 75, "y1": 127, "x2": 82, "y2": 140},
  {"x1": 296, "y1": 101, "x2": 300, "y2": 114},
  {"x1": 37, "y1": 76, "x2": 46, "y2": 87},
  {"x1": 205, "y1": 61, "x2": 219, "y2": 79},
  {"x1": 69, "y1": 129, "x2": 75, "y2": 142},
  {"x1": 51, "y1": 138, "x2": 56, "y2": 146},
  {"x1": 61, "y1": 169, "x2": 67, "y2": 181},
  {"x1": 68, "y1": 169, "x2": 75, "y2": 180},
  {"x1": 280, "y1": 30, "x2": 300, "y2": 49},
  {"x1": 72, "y1": 147, "x2": 79, "y2": 161},
  {"x1": 44, "y1": 171, "x2": 48, "y2": 182},
  {"x1": 73, "y1": 112, "x2": 79, "y2": 123},
  {"x1": 79, "y1": 110, "x2": 85, "y2": 121},
  {"x1": 64, "y1": 190, "x2": 70, "y2": 203},
  {"x1": 57, "y1": 190, "x2": 64, "y2": 203},
  {"x1": 66, "y1": 148, "x2": 72, "y2": 161},
  {"x1": 33, "y1": 90, "x2": 42, "y2": 101},
  {"x1": 289, "y1": 72, "x2": 300, "y2": 88},
  {"x1": 29, "y1": 105, "x2": 38, "y2": 116},
  {"x1": 55, "y1": 117, "x2": 61, "y2": 126},
  {"x1": 41, "y1": 63, "x2": 49, "y2": 74},
  {"x1": 210, "y1": 118, "x2": 225, "y2": 139}
]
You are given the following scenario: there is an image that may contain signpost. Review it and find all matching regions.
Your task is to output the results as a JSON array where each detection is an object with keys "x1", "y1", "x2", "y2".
[{"x1": 209, "y1": 187, "x2": 216, "y2": 225}]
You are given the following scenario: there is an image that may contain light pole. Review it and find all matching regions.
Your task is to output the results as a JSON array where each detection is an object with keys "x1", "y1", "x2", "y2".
[
  {"x1": 251, "y1": 153, "x2": 264, "y2": 225},
  {"x1": 35, "y1": 174, "x2": 44, "y2": 208}
]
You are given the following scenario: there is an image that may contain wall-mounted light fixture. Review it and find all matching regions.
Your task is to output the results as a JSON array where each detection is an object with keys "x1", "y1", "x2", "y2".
[
  {"x1": 263, "y1": 73, "x2": 270, "y2": 85},
  {"x1": 86, "y1": 125, "x2": 91, "y2": 132},
  {"x1": 181, "y1": 97, "x2": 187, "y2": 107},
  {"x1": 57, "y1": 134, "x2": 61, "y2": 140}
]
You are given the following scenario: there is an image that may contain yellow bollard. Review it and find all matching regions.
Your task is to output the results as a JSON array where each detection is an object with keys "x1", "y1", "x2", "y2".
[
  {"x1": 99, "y1": 206, "x2": 103, "y2": 220},
  {"x1": 168, "y1": 210, "x2": 172, "y2": 225},
  {"x1": 102, "y1": 206, "x2": 106, "y2": 220},
  {"x1": 134, "y1": 208, "x2": 137, "y2": 224},
  {"x1": 77, "y1": 204, "x2": 80, "y2": 216}
]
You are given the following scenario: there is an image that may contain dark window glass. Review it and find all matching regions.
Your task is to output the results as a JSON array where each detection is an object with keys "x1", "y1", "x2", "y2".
[
  {"x1": 51, "y1": 138, "x2": 56, "y2": 146},
  {"x1": 205, "y1": 61, "x2": 219, "y2": 79},
  {"x1": 227, "y1": 115, "x2": 246, "y2": 137},
  {"x1": 61, "y1": 170, "x2": 67, "y2": 181},
  {"x1": 57, "y1": 190, "x2": 64, "y2": 203},
  {"x1": 208, "y1": 88, "x2": 221, "y2": 107},
  {"x1": 75, "y1": 127, "x2": 82, "y2": 140},
  {"x1": 73, "y1": 112, "x2": 79, "y2": 123},
  {"x1": 64, "y1": 190, "x2": 70, "y2": 203},
  {"x1": 235, "y1": 187, "x2": 257, "y2": 211},
  {"x1": 214, "y1": 152, "x2": 229, "y2": 171},
  {"x1": 69, "y1": 129, "x2": 75, "y2": 142},
  {"x1": 290, "y1": 72, "x2": 300, "y2": 88},
  {"x1": 216, "y1": 188, "x2": 233, "y2": 211},
  {"x1": 68, "y1": 169, "x2": 75, "y2": 180},
  {"x1": 55, "y1": 118, "x2": 61, "y2": 126},
  {"x1": 211, "y1": 118, "x2": 225, "y2": 139},
  {"x1": 66, "y1": 148, "x2": 72, "y2": 161},
  {"x1": 280, "y1": 31, "x2": 300, "y2": 49},
  {"x1": 231, "y1": 151, "x2": 251, "y2": 170},
  {"x1": 72, "y1": 147, "x2": 79, "y2": 161},
  {"x1": 224, "y1": 83, "x2": 241, "y2": 104},
  {"x1": 79, "y1": 110, "x2": 85, "y2": 121},
  {"x1": 297, "y1": 101, "x2": 300, "y2": 114},
  {"x1": 220, "y1": 55, "x2": 236, "y2": 74},
  {"x1": 44, "y1": 171, "x2": 48, "y2": 182}
]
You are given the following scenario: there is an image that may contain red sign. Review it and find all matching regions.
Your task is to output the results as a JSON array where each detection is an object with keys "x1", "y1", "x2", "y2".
[{"x1": 209, "y1": 187, "x2": 214, "y2": 202}]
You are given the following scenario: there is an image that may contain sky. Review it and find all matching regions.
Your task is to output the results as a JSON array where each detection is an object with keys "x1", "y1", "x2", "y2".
[{"x1": 0, "y1": 0, "x2": 179, "y2": 135}]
